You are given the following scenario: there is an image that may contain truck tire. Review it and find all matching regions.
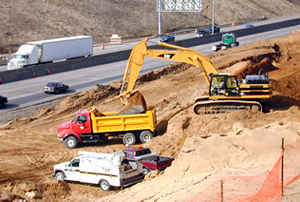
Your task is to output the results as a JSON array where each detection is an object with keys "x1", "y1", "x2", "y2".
[
  {"x1": 139, "y1": 130, "x2": 153, "y2": 144},
  {"x1": 55, "y1": 172, "x2": 65, "y2": 181},
  {"x1": 64, "y1": 136, "x2": 79, "y2": 149},
  {"x1": 123, "y1": 133, "x2": 136, "y2": 146},
  {"x1": 99, "y1": 179, "x2": 111, "y2": 191}
]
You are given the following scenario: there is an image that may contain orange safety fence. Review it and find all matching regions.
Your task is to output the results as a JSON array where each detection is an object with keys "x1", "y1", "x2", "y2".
[
  {"x1": 240, "y1": 152, "x2": 283, "y2": 202},
  {"x1": 189, "y1": 180, "x2": 221, "y2": 202},
  {"x1": 188, "y1": 139, "x2": 300, "y2": 202}
]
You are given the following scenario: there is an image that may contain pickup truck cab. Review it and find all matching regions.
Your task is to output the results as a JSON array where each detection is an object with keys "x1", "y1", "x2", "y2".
[
  {"x1": 123, "y1": 147, "x2": 174, "y2": 174},
  {"x1": 53, "y1": 151, "x2": 144, "y2": 191}
]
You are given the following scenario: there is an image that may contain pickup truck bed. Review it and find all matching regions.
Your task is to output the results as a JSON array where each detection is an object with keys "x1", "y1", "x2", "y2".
[
  {"x1": 142, "y1": 156, "x2": 174, "y2": 171},
  {"x1": 123, "y1": 147, "x2": 174, "y2": 174}
]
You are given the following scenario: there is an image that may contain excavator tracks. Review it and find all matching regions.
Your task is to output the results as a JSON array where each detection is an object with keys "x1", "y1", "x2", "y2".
[{"x1": 193, "y1": 99, "x2": 262, "y2": 115}]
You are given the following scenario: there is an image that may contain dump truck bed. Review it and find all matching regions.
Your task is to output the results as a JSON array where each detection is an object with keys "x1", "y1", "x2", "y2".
[{"x1": 90, "y1": 110, "x2": 156, "y2": 133}]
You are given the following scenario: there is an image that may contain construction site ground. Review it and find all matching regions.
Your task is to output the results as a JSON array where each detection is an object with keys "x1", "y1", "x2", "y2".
[{"x1": 0, "y1": 31, "x2": 300, "y2": 201}]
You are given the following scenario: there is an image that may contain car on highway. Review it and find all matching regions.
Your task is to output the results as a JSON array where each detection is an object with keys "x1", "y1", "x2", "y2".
[
  {"x1": 196, "y1": 25, "x2": 221, "y2": 37},
  {"x1": 160, "y1": 34, "x2": 175, "y2": 42},
  {"x1": 0, "y1": 95, "x2": 8, "y2": 108},
  {"x1": 246, "y1": 24, "x2": 255, "y2": 29},
  {"x1": 44, "y1": 82, "x2": 69, "y2": 94}
]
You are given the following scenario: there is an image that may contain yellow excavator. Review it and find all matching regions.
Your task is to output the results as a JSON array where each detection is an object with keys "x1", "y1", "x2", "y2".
[{"x1": 120, "y1": 38, "x2": 271, "y2": 114}]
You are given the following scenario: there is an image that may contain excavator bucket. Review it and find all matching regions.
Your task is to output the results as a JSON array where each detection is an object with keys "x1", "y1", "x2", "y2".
[{"x1": 119, "y1": 91, "x2": 147, "y2": 115}]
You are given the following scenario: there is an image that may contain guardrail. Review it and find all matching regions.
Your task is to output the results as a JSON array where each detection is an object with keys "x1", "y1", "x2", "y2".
[{"x1": 0, "y1": 16, "x2": 300, "y2": 84}]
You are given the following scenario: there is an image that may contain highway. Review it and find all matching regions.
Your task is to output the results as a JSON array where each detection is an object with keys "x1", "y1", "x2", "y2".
[
  {"x1": 0, "y1": 22, "x2": 300, "y2": 119},
  {"x1": 1, "y1": 14, "x2": 300, "y2": 72}
]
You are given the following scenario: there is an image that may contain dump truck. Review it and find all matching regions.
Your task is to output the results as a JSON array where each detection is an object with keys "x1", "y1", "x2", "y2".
[
  {"x1": 7, "y1": 36, "x2": 93, "y2": 70},
  {"x1": 57, "y1": 106, "x2": 156, "y2": 149},
  {"x1": 53, "y1": 151, "x2": 144, "y2": 191},
  {"x1": 212, "y1": 33, "x2": 239, "y2": 51}
]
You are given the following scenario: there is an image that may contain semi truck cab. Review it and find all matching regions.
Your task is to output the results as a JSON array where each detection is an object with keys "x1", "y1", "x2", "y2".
[
  {"x1": 7, "y1": 44, "x2": 40, "y2": 70},
  {"x1": 7, "y1": 36, "x2": 93, "y2": 70}
]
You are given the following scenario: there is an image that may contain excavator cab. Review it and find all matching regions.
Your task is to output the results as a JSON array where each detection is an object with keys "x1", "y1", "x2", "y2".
[{"x1": 209, "y1": 74, "x2": 239, "y2": 97}]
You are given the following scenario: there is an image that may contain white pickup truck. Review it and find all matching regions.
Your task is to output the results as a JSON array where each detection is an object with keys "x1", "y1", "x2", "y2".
[{"x1": 52, "y1": 151, "x2": 144, "y2": 191}]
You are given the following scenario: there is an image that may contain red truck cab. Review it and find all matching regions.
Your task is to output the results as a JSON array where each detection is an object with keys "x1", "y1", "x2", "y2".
[
  {"x1": 57, "y1": 109, "x2": 104, "y2": 149},
  {"x1": 123, "y1": 147, "x2": 174, "y2": 174}
]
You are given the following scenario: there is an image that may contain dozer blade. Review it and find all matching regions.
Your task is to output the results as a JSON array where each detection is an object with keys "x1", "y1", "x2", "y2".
[{"x1": 119, "y1": 91, "x2": 147, "y2": 115}]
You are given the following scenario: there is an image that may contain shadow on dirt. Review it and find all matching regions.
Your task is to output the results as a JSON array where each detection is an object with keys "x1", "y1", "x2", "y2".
[
  {"x1": 0, "y1": 103, "x2": 19, "y2": 110},
  {"x1": 65, "y1": 89, "x2": 77, "y2": 94},
  {"x1": 80, "y1": 138, "x2": 123, "y2": 148},
  {"x1": 263, "y1": 95, "x2": 300, "y2": 112},
  {"x1": 155, "y1": 120, "x2": 169, "y2": 136}
]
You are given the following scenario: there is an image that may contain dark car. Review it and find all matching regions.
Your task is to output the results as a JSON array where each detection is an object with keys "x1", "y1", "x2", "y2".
[
  {"x1": 44, "y1": 82, "x2": 69, "y2": 94},
  {"x1": 196, "y1": 25, "x2": 220, "y2": 37},
  {"x1": 160, "y1": 34, "x2": 175, "y2": 42},
  {"x1": 246, "y1": 24, "x2": 255, "y2": 28},
  {"x1": 0, "y1": 95, "x2": 8, "y2": 108}
]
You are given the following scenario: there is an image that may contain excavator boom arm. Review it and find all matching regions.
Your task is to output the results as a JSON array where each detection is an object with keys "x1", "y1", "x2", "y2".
[{"x1": 120, "y1": 38, "x2": 218, "y2": 104}]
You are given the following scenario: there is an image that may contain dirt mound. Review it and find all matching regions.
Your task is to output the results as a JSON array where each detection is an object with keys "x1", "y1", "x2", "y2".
[
  {"x1": 0, "y1": 181, "x2": 70, "y2": 201},
  {"x1": 54, "y1": 84, "x2": 119, "y2": 115},
  {"x1": 271, "y1": 68, "x2": 300, "y2": 99},
  {"x1": 40, "y1": 181, "x2": 71, "y2": 201},
  {"x1": 101, "y1": 109, "x2": 300, "y2": 202},
  {"x1": 138, "y1": 63, "x2": 191, "y2": 84}
]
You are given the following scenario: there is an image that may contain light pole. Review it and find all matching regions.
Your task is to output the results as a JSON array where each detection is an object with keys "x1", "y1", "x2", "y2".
[
  {"x1": 211, "y1": 0, "x2": 215, "y2": 34},
  {"x1": 158, "y1": 0, "x2": 162, "y2": 35}
]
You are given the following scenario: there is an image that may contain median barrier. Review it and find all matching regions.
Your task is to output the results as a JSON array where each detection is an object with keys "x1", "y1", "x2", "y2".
[{"x1": 0, "y1": 50, "x2": 131, "y2": 84}]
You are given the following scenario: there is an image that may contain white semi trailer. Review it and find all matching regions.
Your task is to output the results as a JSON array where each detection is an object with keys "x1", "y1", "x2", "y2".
[{"x1": 7, "y1": 35, "x2": 93, "y2": 70}]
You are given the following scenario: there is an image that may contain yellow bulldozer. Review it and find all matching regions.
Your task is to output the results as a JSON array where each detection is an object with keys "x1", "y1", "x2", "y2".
[{"x1": 120, "y1": 38, "x2": 271, "y2": 114}]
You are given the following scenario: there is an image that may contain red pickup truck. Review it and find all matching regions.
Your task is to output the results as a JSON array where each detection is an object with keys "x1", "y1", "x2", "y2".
[{"x1": 123, "y1": 147, "x2": 174, "y2": 174}]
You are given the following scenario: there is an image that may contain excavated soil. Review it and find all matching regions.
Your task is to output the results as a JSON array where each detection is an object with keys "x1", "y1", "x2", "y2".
[{"x1": 0, "y1": 32, "x2": 300, "y2": 201}]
